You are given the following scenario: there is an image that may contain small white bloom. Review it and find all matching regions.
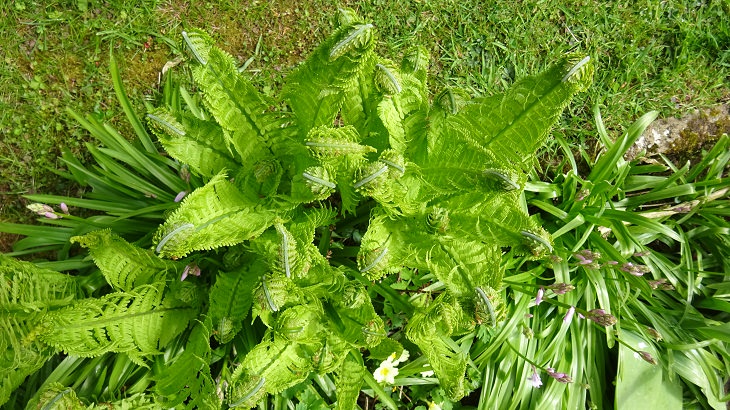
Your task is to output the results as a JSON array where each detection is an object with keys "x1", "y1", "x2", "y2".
[
  {"x1": 395, "y1": 349, "x2": 409, "y2": 364},
  {"x1": 528, "y1": 367, "x2": 543, "y2": 388},
  {"x1": 420, "y1": 370, "x2": 435, "y2": 377},
  {"x1": 373, "y1": 359, "x2": 398, "y2": 384}
]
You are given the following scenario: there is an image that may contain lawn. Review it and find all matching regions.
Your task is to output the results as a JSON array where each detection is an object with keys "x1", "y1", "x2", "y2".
[{"x1": 0, "y1": 1, "x2": 728, "y2": 409}]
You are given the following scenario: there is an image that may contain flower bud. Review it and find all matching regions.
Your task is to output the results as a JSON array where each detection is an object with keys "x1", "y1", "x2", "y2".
[
  {"x1": 586, "y1": 309, "x2": 617, "y2": 327},
  {"x1": 548, "y1": 282, "x2": 575, "y2": 295},
  {"x1": 637, "y1": 351, "x2": 657, "y2": 365}
]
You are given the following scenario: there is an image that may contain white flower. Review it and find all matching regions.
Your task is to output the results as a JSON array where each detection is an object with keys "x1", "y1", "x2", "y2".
[
  {"x1": 528, "y1": 367, "x2": 543, "y2": 388},
  {"x1": 395, "y1": 349, "x2": 409, "y2": 364},
  {"x1": 420, "y1": 370, "x2": 434, "y2": 377},
  {"x1": 373, "y1": 359, "x2": 398, "y2": 384},
  {"x1": 428, "y1": 401, "x2": 442, "y2": 410}
]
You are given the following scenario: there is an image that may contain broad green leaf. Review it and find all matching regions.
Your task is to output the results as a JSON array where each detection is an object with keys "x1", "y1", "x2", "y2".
[{"x1": 616, "y1": 331, "x2": 682, "y2": 410}]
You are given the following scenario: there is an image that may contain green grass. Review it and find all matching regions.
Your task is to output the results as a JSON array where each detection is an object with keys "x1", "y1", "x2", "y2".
[{"x1": 1, "y1": 0, "x2": 729, "y2": 251}]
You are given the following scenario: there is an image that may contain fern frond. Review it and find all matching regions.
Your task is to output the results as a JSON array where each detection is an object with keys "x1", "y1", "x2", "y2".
[
  {"x1": 283, "y1": 20, "x2": 376, "y2": 135},
  {"x1": 231, "y1": 335, "x2": 314, "y2": 404},
  {"x1": 182, "y1": 29, "x2": 215, "y2": 65},
  {"x1": 40, "y1": 282, "x2": 194, "y2": 360},
  {"x1": 426, "y1": 55, "x2": 594, "y2": 172},
  {"x1": 0, "y1": 255, "x2": 79, "y2": 406},
  {"x1": 28, "y1": 382, "x2": 85, "y2": 410},
  {"x1": 374, "y1": 62, "x2": 402, "y2": 94},
  {"x1": 305, "y1": 125, "x2": 376, "y2": 158},
  {"x1": 329, "y1": 23, "x2": 374, "y2": 61},
  {"x1": 209, "y1": 264, "x2": 261, "y2": 343},
  {"x1": 405, "y1": 293, "x2": 471, "y2": 400},
  {"x1": 334, "y1": 351, "x2": 365, "y2": 410},
  {"x1": 192, "y1": 47, "x2": 272, "y2": 162},
  {"x1": 155, "y1": 317, "x2": 220, "y2": 409},
  {"x1": 72, "y1": 229, "x2": 183, "y2": 291},
  {"x1": 153, "y1": 173, "x2": 275, "y2": 259},
  {"x1": 154, "y1": 113, "x2": 238, "y2": 178}
]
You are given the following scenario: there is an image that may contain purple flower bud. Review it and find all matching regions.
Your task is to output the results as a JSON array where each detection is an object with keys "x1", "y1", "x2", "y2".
[
  {"x1": 633, "y1": 251, "x2": 650, "y2": 257},
  {"x1": 60, "y1": 202, "x2": 69, "y2": 214},
  {"x1": 563, "y1": 306, "x2": 575, "y2": 323},
  {"x1": 181, "y1": 264, "x2": 200, "y2": 281},
  {"x1": 27, "y1": 203, "x2": 54, "y2": 215},
  {"x1": 620, "y1": 262, "x2": 650, "y2": 276},
  {"x1": 575, "y1": 188, "x2": 590, "y2": 202},
  {"x1": 535, "y1": 288, "x2": 544, "y2": 306},
  {"x1": 637, "y1": 351, "x2": 657, "y2": 365},
  {"x1": 546, "y1": 367, "x2": 573, "y2": 383},
  {"x1": 647, "y1": 278, "x2": 674, "y2": 290},
  {"x1": 174, "y1": 191, "x2": 188, "y2": 202},
  {"x1": 604, "y1": 260, "x2": 619, "y2": 266},
  {"x1": 646, "y1": 328, "x2": 663, "y2": 341},
  {"x1": 548, "y1": 283, "x2": 575, "y2": 295},
  {"x1": 574, "y1": 253, "x2": 591, "y2": 264},
  {"x1": 44, "y1": 212, "x2": 59, "y2": 220},
  {"x1": 180, "y1": 166, "x2": 191, "y2": 184},
  {"x1": 586, "y1": 308, "x2": 617, "y2": 327}
]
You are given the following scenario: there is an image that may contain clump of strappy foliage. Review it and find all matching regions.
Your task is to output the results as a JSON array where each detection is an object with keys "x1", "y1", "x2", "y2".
[{"x1": 0, "y1": 9, "x2": 593, "y2": 408}]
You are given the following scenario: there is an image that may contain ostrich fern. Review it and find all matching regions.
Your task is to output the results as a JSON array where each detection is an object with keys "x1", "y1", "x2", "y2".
[{"x1": 0, "y1": 9, "x2": 592, "y2": 408}]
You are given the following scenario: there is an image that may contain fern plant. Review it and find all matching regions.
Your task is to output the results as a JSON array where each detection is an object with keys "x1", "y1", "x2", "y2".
[{"x1": 0, "y1": 9, "x2": 593, "y2": 408}]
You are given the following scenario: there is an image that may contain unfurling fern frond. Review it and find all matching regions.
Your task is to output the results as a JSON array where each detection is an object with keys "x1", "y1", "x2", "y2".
[
  {"x1": 305, "y1": 125, "x2": 375, "y2": 158},
  {"x1": 230, "y1": 336, "x2": 313, "y2": 406},
  {"x1": 405, "y1": 293, "x2": 472, "y2": 400},
  {"x1": 40, "y1": 282, "x2": 194, "y2": 363},
  {"x1": 182, "y1": 29, "x2": 215, "y2": 65},
  {"x1": 329, "y1": 23, "x2": 375, "y2": 61},
  {"x1": 374, "y1": 62, "x2": 402, "y2": 94},
  {"x1": 153, "y1": 173, "x2": 275, "y2": 259},
  {"x1": 72, "y1": 229, "x2": 183, "y2": 291}
]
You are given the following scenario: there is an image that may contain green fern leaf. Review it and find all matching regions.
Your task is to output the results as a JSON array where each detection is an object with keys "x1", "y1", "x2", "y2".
[
  {"x1": 0, "y1": 255, "x2": 80, "y2": 407},
  {"x1": 426, "y1": 54, "x2": 594, "y2": 173},
  {"x1": 155, "y1": 317, "x2": 220, "y2": 409},
  {"x1": 28, "y1": 382, "x2": 85, "y2": 410},
  {"x1": 208, "y1": 263, "x2": 262, "y2": 343},
  {"x1": 405, "y1": 293, "x2": 472, "y2": 400},
  {"x1": 181, "y1": 29, "x2": 215, "y2": 65},
  {"x1": 153, "y1": 173, "x2": 275, "y2": 259},
  {"x1": 192, "y1": 47, "x2": 272, "y2": 162},
  {"x1": 334, "y1": 351, "x2": 365, "y2": 410},
  {"x1": 230, "y1": 335, "x2": 314, "y2": 405},
  {"x1": 40, "y1": 282, "x2": 194, "y2": 360},
  {"x1": 72, "y1": 229, "x2": 184, "y2": 291},
  {"x1": 305, "y1": 125, "x2": 376, "y2": 158},
  {"x1": 283, "y1": 17, "x2": 376, "y2": 135},
  {"x1": 154, "y1": 112, "x2": 238, "y2": 177}
]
